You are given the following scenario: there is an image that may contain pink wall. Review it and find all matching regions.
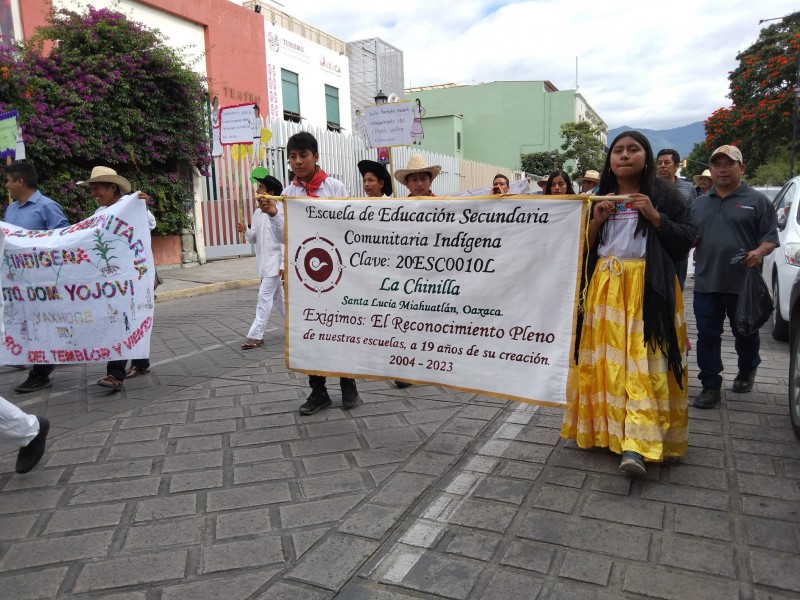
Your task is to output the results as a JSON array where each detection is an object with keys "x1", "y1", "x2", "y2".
[{"x1": 18, "y1": 0, "x2": 268, "y2": 108}]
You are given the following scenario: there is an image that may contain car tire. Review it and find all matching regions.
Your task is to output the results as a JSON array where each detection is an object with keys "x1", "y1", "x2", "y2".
[
  {"x1": 772, "y1": 277, "x2": 790, "y2": 341},
  {"x1": 790, "y1": 329, "x2": 800, "y2": 439}
]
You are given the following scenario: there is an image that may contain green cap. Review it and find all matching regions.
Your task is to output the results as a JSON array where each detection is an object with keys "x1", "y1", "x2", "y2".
[{"x1": 249, "y1": 166, "x2": 270, "y2": 184}]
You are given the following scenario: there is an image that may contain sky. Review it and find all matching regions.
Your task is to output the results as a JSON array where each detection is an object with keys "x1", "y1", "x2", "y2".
[{"x1": 261, "y1": 0, "x2": 798, "y2": 131}]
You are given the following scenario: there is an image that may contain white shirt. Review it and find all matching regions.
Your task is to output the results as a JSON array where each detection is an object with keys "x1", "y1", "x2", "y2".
[
  {"x1": 245, "y1": 207, "x2": 284, "y2": 278},
  {"x1": 283, "y1": 177, "x2": 349, "y2": 198},
  {"x1": 598, "y1": 203, "x2": 647, "y2": 259},
  {"x1": 94, "y1": 193, "x2": 156, "y2": 231}
]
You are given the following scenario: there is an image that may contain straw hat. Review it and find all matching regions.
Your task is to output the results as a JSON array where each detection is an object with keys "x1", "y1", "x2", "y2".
[
  {"x1": 77, "y1": 166, "x2": 132, "y2": 194},
  {"x1": 394, "y1": 154, "x2": 441, "y2": 187},
  {"x1": 693, "y1": 169, "x2": 712, "y2": 185},
  {"x1": 357, "y1": 160, "x2": 392, "y2": 196},
  {"x1": 577, "y1": 169, "x2": 600, "y2": 184}
]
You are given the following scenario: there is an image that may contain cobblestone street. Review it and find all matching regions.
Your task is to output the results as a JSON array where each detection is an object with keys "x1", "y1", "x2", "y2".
[{"x1": 1, "y1": 279, "x2": 798, "y2": 599}]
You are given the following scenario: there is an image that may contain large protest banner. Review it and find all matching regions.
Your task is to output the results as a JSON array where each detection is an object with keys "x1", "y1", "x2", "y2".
[
  {"x1": 285, "y1": 196, "x2": 587, "y2": 406},
  {"x1": 0, "y1": 194, "x2": 155, "y2": 364}
]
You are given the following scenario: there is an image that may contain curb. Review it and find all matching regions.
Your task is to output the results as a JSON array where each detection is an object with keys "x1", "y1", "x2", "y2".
[{"x1": 155, "y1": 278, "x2": 260, "y2": 302}]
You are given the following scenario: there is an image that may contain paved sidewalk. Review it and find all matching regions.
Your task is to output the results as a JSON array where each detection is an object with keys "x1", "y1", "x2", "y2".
[
  {"x1": 0, "y1": 276, "x2": 798, "y2": 599},
  {"x1": 156, "y1": 256, "x2": 260, "y2": 302}
]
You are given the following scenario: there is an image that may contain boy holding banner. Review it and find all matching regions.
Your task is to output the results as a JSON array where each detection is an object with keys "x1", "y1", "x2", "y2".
[
  {"x1": 237, "y1": 167, "x2": 285, "y2": 350},
  {"x1": 283, "y1": 132, "x2": 361, "y2": 414}
]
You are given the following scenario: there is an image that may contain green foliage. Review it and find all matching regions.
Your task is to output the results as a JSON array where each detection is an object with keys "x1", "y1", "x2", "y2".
[
  {"x1": 749, "y1": 151, "x2": 791, "y2": 185},
  {"x1": 520, "y1": 151, "x2": 562, "y2": 176},
  {"x1": 0, "y1": 7, "x2": 210, "y2": 234},
  {"x1": 680, "y1": 142, "x2": 712, "y2": 181},
  {"x1": 705, "y1": 12, "x2": 800, "y2": 172},
  {"x1": 559, "y1": 121, "x2": 606, "y2": 173}
]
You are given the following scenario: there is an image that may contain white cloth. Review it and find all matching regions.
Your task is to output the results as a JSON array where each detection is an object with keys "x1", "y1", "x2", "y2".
[
  {"x1": 598, "y1": 204, "x2": 647, "y2": 259},
  {"x1": 283, "y1": 177, "x2": 349, "y2": 198},
  {"x1": 245, "y1": 208, "x2": 284, "y2": 278},
  {"x1": 95, "y1": 198, "x2": 157, "y2": 231},
  {"x1": 0, "y1": 397, "x2": 38, "y2": 447},
  {"x1": 247, "y1": 275, "x2": 285, "y2": 340}
]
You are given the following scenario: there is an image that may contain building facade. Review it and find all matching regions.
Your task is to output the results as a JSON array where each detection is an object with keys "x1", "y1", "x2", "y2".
[
  {"x1": 405, "y1": 81, "x2": 608, "y2": 170},
  {"x1": 346, "y1": 38, "x2": 405, "y2": 128},
  {"x1": 258, "y1": 6, "x2": 352, "y2": 133}
]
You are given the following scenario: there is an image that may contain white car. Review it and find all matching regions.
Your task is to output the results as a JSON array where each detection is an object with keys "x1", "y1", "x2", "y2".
[{"x1": 763, "y1": 176, "x2": 800, "y2": 340}]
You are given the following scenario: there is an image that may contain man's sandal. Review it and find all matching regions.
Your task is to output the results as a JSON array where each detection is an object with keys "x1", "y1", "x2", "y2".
[
  {"x1": 241, "y1": 339, "x2": 264, "y2": 350},
  {"x1": 97, "y1": 375, "x2": 122, "y2": 391},
  {"x1": 126, "y1": 365, "x2": 150, "y2": 378}
]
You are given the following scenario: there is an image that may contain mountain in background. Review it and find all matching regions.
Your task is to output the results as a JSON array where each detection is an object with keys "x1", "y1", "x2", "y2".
[{"x1": 607, "y1": 122, "x2": 705, "y2": 158}]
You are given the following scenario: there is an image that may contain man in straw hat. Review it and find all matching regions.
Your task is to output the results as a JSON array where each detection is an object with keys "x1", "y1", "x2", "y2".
[
  {"x1": 391, "y1": 154, "x2": 441, "y2": 390},
  {"x1": 394, "y1": 154, "x2": 441, "y2": 197},
  {"x1": 693, "y1": 169, "x2": 712, "y2": 196},
  {"x1": 576, "y1": 170, "x2": 600, "y2": 194},
  {"x1": 4, "y1": 161, "x2": 69, "y2": 393},
  {"x1": 78, "y1": 166, "x2": 156, "y2": 390},
  {"x1": 691, "y1": 145, "x2": 778, "y2": 409},
  {"x1": 282, "y1": 131, "x2": 362, "y2": 414},
  {"x1": 236, "y1": 167, "x2": 285, "y2": 351}
]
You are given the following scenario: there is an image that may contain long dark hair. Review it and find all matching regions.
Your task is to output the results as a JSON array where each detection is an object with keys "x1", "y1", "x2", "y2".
[
  {"x1": 598, "y1": 130, "x2": 657, "y2": 197},
  {"x1": 544, "y1": 170, "x2": 573, "y2": 194}
]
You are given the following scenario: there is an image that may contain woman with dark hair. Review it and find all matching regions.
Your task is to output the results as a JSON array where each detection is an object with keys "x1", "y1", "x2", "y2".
[
  {"x1": 560, "y1": 131, "x2": 696, "y2": 476},
  {"x1": 544, "y1": 170, "x2": 573, "y2": 195}
]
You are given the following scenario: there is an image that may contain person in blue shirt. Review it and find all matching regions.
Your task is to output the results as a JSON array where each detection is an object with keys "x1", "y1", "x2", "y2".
[
  {"x1": 4, "y1": 161, "x2": 69, "y2": 393},
  {"x1": 5, "y1": 161, "x2": 69, "y2": 231}
]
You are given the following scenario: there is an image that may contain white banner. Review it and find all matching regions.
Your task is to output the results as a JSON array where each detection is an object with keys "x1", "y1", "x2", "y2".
[
  {"x1": 0, "y1": 194, "x2": 155, "y2": 364},
  {"x1": 285, "y1": 196, "x2": 587, "y2": 405}
]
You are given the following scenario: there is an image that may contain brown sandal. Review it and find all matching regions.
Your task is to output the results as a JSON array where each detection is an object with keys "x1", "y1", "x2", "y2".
[
  {"x1": 97, "y1": 375, "x2": 122, "y2": 391},
  {"x1": 240, "y1": 338, "x2": 264, "y2": 350},
  {"x1": 126, "y1": 365, "x2": 150, "y2": 378}
]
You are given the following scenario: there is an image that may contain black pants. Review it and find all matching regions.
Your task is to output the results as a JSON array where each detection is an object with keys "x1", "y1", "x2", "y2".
[
  {"x1": 31, "y1": 364, "x2": 54, "y2": 378},
  {"x1": 107, "y1": 358, "x2": 150, "y2": 381}
]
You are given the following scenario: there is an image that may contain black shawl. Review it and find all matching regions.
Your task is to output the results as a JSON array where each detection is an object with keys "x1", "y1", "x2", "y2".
[{"x1": 578, "y1": 180, "x2": 696, "y2": 385}]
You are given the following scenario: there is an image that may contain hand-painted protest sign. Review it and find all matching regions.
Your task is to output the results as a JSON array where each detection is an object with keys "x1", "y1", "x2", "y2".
[
  {"x1": 362, "y1": 102, "x2": 415, "y2": 148},
  {"x1": 219, "y1": 103, "x2": 258, "y2": 145},
  {"x1": 285, "y1": 196, "x2": 587, "y2": 406},
  {"x1": 0, "y1": 194, "x2": 155, "y2": 364}
]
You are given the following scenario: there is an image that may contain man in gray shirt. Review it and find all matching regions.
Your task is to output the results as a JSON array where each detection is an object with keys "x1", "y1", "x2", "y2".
[{"x1": 691, "y1": 145, "x2": 778, "y2": 409}]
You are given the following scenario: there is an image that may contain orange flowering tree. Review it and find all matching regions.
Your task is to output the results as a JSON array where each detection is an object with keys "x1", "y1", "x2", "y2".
[{"x1": 705, "y1": 12, "x2": 800, "y2": 171}]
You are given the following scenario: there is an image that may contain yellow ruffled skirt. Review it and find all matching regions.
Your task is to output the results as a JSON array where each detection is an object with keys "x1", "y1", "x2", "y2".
[{"x1": 560, "y1": 257, "x2": 688, "y2": 460}]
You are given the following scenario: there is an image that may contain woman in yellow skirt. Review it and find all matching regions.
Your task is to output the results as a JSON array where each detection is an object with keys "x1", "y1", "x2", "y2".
[{"x1": 561, "y1": 131, "x2": 696, "y2": 476}]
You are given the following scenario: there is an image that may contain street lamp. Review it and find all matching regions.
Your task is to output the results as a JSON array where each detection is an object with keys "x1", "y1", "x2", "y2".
[
  {"x1": 374, "y1": 90, "x2": 388, "y2": 105},
  {"x1": 550, "y1": 151, "x2": 557, "y2": 171}
]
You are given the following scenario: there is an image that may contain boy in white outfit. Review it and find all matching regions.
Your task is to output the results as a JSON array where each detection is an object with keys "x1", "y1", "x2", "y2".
[
  {"x1": 1, "y1": 399, "x2": 49, "y2": 473},
  {"x1": 237, "y1": 167, "x2": 285, "y2": 349}
]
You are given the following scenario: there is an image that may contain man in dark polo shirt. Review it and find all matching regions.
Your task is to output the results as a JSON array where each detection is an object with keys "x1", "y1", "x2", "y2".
[{"x1": 691, "y1": 145, "x2": 779, "y2": 409}]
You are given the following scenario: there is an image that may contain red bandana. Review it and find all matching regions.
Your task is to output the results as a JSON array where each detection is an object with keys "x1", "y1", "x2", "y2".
[{"x1": 294, "y1": 168, "x2": 328, "y2": 198}]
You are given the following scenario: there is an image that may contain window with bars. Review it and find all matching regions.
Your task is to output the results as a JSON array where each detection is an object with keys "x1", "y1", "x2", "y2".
[
  {"x1": 325, "y1": 84, "x2": 341, "y2": 132},
  {"x1": 281, "y1": 69, "x2": 300, "y2": 122}
]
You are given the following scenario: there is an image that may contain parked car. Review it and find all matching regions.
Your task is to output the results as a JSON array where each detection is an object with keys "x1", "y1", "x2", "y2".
[
  {"x1": 787, "y1": 269, "x2": 800, "y2": 438},
  {"x1": 762, "y1": 176, "x2": 800, "y2": 340},
  {"x1": 753, "y1": 185, "x2": 783, "y2": 201}
]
